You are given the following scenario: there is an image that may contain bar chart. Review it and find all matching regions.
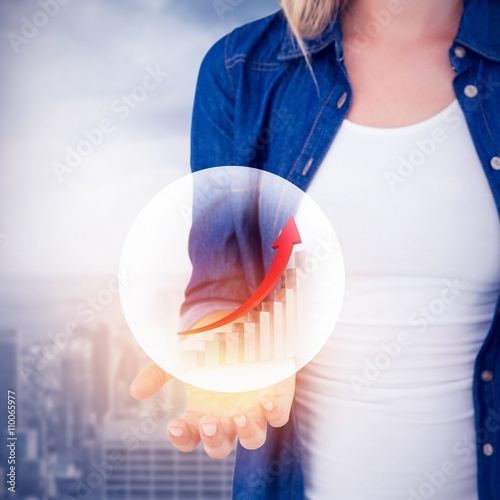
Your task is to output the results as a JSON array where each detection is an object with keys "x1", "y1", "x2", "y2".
[{"x1": 177, "y1": 250, "x2": 311, "y2": 371}]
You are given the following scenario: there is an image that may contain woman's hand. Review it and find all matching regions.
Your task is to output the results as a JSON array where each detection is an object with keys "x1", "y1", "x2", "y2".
[{"x1": 130, "y1": 362, "x2": 295, "y2": 459}]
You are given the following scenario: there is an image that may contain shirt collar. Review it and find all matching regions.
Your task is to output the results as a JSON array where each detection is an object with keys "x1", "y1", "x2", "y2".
[
  {"x1": 455, "y1": 0, "x2": 500, "y2": 62},
  {"x1": 277, "y1": 11, "x2": 341, "y2": 61},
  {"x1": 277, "y1": 0, "x2": 500, "y2": 63}
]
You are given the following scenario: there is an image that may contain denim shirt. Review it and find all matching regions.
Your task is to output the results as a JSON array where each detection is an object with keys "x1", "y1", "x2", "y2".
[{"x1": 188, "y1": 0, "x2": 500, "y2": 498}]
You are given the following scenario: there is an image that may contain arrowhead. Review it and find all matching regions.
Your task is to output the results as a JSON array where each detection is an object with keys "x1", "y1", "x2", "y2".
[{"x1": 272, "y1": 216, "x2": 302, "y2": 249}]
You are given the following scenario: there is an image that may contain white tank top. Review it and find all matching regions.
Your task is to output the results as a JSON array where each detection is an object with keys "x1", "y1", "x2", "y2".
[{"x1": 295, "y1": 100, "x2": 500, "y2": 500}]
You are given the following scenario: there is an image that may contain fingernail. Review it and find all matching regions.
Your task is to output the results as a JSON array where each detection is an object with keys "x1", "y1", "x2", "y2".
[
  {"x1": 232, "y1": 413, "x2": 247, "y2": 428},
  {"x1": 129, "y1": 379, "x2": 141, "y2": 394},
  {"x1": 201, "y1": 422, "x2": 217, "y2": 436},
  {"x1": 261, "y1": 401, "x2": 274, "y2": 412},
  {"x1": 168, "y1": 425, "x2": 184, "y2": 437}
]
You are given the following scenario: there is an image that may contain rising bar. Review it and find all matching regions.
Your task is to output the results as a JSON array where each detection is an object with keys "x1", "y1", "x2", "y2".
[
  {"x1": 275, "y1": 286, "x2": 297, "y2": 358},
  {"x1": 262, "y1": 300, "x2": 284, "y2": 359}
]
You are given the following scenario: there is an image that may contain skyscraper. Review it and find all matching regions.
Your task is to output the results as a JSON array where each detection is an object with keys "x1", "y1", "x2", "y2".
[
  {"x1": 102, "y1": 417, "x2": 234, "y2": 500},
  {"x1": 0, "y1": 329, "x2": 18, "y2": 475},
  {"x1": 0, "y1": 328, "x2": 18, "y2": 392},
  {"x1": 91, "y1": 325, "x2": 111, "y2": 422}
]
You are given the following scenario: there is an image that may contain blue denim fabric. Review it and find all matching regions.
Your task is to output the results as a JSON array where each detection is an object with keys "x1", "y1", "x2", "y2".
[{"x1": 188, "y1": 0, "x2": 500, "y2": 498}]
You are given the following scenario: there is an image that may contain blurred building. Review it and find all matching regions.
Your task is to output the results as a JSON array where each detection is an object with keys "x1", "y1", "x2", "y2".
[
  {"x1": 92, "y1": 325, "x2": 111, "y2": 422},
  {"x1": 0, "y1": 328, "x2": 17, "y2": 388},
  {"x1": 0, "y1": 329, "x2": 18, "y2": 498},
  {"x1": 102, "y1": 417, "x2": 234, "y2": 500}
]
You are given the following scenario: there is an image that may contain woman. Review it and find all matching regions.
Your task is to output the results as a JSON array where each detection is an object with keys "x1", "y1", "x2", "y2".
[{"x1": 131, "y1": 0, "x2": 500, "y2": 498}]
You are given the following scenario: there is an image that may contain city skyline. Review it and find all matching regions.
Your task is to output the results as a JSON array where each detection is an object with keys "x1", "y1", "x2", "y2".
[{"x1": 0, "y1": 316, "x2": 236, "y2": 499}]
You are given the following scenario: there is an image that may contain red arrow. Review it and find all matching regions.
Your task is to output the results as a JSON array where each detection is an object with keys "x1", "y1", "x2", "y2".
[{"x1": 178, "y1": 215, "x2": 302, "y2": 335}]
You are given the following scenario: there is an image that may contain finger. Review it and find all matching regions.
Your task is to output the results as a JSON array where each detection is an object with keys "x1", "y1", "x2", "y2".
[
  {"x1": 167, "y1": 419, "x2": 200, "y2": 452},
  {"x1": 199, "y1": 416, "x2": 235, "y2": 459},
  {"x1": 258, "y1": 393, "x2": 293, "y2": 428},
  {"x1": 129, "y1": 363, "x2": 173, "y2": 400},
  {"x1": 230, "y1": 409, "x2": 267, "y2": 450}
]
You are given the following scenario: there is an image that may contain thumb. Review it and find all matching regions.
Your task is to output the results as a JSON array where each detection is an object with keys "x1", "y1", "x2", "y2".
[{"x1": 130, "y1": 362, "x2": 173, "y2": 400}]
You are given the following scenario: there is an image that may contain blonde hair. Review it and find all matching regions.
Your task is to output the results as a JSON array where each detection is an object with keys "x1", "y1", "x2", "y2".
[{"x1": 280, "y1": 0, "x2": 345, "y2": 57}]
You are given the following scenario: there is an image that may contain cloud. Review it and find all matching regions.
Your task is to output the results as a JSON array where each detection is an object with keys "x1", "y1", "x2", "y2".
[
  {"x1": 0, "y1": 0, "x2": 278, "y2": 275},
  {"x1": 167, "y1": 0, "x2": 278, "y2": 25}
]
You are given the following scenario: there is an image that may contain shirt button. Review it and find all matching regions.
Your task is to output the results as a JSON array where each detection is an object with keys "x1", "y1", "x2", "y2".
[
  {"x1": 337, "y1": 92, "x2": 347, "y2": 109},
  {"x1": 454, "y1": 46, "x2": 466, "y2": 58},
  {"x1": 490, "y1": 156, "x2": 500, "y2": 170},
  {"x1": 483, "y1": 443, "x2": 494, "y2": 456},
  {"x1": 464, "y1": 84, "x2": 478, "y2": 98},
  {"x1": 481, "y1": 370, "x2": 494, "y2": 382}
]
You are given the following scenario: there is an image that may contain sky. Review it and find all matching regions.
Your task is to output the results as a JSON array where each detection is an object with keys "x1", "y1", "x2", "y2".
[{"x1": 0, "y1": 0, "x2": 279, "y2": 276}]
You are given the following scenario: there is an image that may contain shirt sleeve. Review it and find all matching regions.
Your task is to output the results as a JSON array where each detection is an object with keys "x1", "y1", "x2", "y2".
[
  {"x1": 180, "y1": 35, "x2": 260, "y2": 330},
  {"x1": 190, "y1": 34, "x2": 236, "y2": 172}
]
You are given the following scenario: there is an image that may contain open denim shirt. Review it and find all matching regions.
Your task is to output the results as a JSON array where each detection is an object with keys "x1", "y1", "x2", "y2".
[{"x1": 186, "y1": 0, "x2": 500, "y2": 498}]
